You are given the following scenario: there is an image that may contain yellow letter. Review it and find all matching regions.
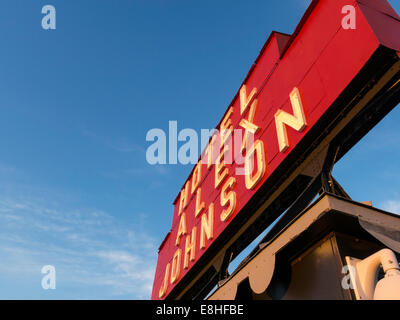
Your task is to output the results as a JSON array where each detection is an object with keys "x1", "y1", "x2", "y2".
[
  {"x1": 170, "y1": 248, "x2": 182, "y2": 284},
  {"x1": 191, "y1": 162, "x2": 202, "y2": 195},
  {"x1": 175, "y1": 212, "x2": 187, "y2": 246},
  {"x1": 158, "y1": 263, "x2": 170, "y2": 298},
  {"x1": 240, "y1": 84, "x2": 257, "y2": 116},
  {"x1": 178, "y1": 182, "x2": 190, "y2": 215},
  {"x1": 215, "y1": 146, "x2": 229, "y2": 189},
  {"x1": 239, "y1": 86, "x2": 259, "y2": 153},
  {"x1": 184, "y1": 227, "x2": 197, "y2": 269},
  {"x1": 220, "y1": 107, "x2": 233, "y2": 147},
  {"x1": 205, "y1": 134, "x2": 218, "y2": 170},
  {"x1": 274, "y1": 87, "x2": 307, "y2": 152},
  {"x1": 195, "y1": 188, "x2": 206, "y2": 218},
  {"x1": 200, "y1": 203, "x2": 214, "y2": 249},
  {"x1": 220, "y1": 177, "x2": 237, "y2": 222},
  {"x1": 245, "y1": 140, "x2": 266, "y2": 190}
]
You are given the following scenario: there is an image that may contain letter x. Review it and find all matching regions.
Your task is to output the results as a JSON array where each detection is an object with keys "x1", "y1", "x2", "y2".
[{"x1": 239, "y1": 85, "x2": 259, "y2": 153}]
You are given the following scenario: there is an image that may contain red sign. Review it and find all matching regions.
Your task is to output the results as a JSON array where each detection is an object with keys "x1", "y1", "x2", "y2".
[{"x1": 152, "y1": 0, "x2": 400, "y2": 300}]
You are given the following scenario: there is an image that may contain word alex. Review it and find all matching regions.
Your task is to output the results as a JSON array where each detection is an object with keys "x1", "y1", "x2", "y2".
[{"x1": 158, "y1": 85, "x2": 307, "y2": 298}]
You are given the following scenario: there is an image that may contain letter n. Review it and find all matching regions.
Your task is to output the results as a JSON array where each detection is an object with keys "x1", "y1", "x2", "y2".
[{"x1": 274, "y1": 87, "x2": 307, "y2": 153}]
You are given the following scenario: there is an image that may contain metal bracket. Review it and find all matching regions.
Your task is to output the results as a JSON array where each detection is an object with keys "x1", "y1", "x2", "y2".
[
  {"x1": 217, "y1": 249, "x2": 233, "y2": 285},
  {"x1": 244, "y1": 143, "x2": 352, "y2": 261}
]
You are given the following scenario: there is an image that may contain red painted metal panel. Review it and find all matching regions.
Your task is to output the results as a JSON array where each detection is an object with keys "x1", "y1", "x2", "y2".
[{"x1": 152, "y1": 0, "x2": 400, "y2": 299}]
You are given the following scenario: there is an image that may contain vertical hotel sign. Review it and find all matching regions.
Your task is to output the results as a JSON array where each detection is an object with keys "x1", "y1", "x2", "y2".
[{"x1": 152, "y1": 0, "x2": 400, "y2": 299}]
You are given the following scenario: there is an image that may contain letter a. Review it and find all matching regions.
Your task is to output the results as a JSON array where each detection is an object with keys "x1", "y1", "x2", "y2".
[
  {"x1": 41, "y1": 265, "x2": 56, "y2": 289},
  {"x1": 42, "y1": 5, "x2": 56, "y2": 30},
  {"x1": 341, "y1": 5, "x2": 356, "y2": 30}
]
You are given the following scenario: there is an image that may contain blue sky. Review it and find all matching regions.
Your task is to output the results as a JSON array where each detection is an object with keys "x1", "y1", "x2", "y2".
[{"x1": 0, "y1": 0, "x2": 399, "y2": 299}]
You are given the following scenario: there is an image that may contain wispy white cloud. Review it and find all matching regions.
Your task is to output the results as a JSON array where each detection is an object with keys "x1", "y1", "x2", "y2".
[
  {"x1": 0, "y1": 163, "x2": 18, "y2": 176},
  {"x1": 80, "y1": 126, "x2": 171, "y2": 182},
  {"x1": 381, "y1": 200, "x2": 400, "y2": 215},
  {"x1": 81, "y1": 126, "x2": 145, "y2": 154},
  {"x1": 0, "y1": 195, "x2": 157, "y2": 299}
]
